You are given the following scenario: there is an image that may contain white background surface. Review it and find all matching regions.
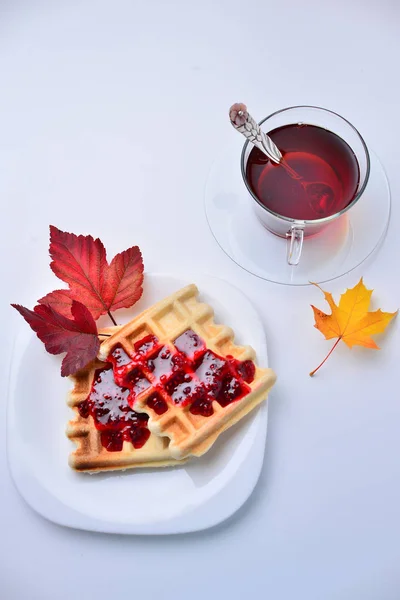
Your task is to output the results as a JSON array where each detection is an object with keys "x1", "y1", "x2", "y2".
[{"x1": 1, "y1": 1, "x2": 400, "y2": 598}]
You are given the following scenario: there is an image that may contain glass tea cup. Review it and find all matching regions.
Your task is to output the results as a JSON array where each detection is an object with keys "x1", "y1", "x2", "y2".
[{"x1": 240, "y1": 106, "x2": 370, "y2": 265}]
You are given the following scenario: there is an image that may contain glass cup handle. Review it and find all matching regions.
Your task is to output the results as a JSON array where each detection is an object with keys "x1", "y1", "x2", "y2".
[{"x1": 286, "y1": 226, "x2": 304, "y2": 266}]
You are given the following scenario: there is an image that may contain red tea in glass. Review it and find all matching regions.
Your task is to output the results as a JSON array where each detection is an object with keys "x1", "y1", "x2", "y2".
[{"x1": 245, "y1": 124, "x2": 360, "y2": 221}]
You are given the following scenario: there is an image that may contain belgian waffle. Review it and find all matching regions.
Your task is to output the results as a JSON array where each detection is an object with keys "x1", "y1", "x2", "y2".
[
  {"x1": 99, "y1": 285, "x2": 276, "y2": 460},
  {"x1": 67, "y1": 328, "x2": 183, "y2": 472}
]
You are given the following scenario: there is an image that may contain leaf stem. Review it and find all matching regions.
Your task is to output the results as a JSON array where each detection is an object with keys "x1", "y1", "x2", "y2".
[
  {"x1": 107, "y1": 310, "x2": 118, "y2": 326},
  {"x1": 309, "y1": 338, "x2": 341, "y2": 377}
]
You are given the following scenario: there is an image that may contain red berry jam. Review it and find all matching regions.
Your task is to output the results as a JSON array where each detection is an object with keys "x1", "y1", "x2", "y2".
[
  {"x1": 229, "y1": 357, "x2": 256, "y2": 384},
  {"x1": 104, "y1": 329, "x2": 256, "y2": 427},
  {"x1": 77, "y1": 400, "x2": 90, "y2": 419},
  {"x1": 108, "y1": 338, "x2": 162, "y2": 388},
  {"x1": 126, "y1": 367, "x2": 151, "y2": 395},
  {"x1": 217, "y1": 375, "x2": 245, "y2": 407},
  {"x1": 147, "y1": 346, "x2": 177, "y2": 383},
  {"x1": 134, "y1": 334, "x2": 159, "y2": 356},
  {"x1": 108, "y1": 345, "x2": 135, "y2": 388},
  {"x1": 78, "y1": 367, "x2": 150, "y2": 452},
  {"x1": 109, "y1": 345, "x2": 132, "y2": 367},
  {"x1": 194, "y1": 350, "x2": 228, "y2": 395},
  {"x1": 164, "y1": 370, "x2": 203, "y2": 406},
  {"x1": 100, "y1": 430, "x2": 124, "y2": 452},
  {"x1": 189, "y1": 394, "x2": 214, "y2": 417},
  {"x1": 147, "y1": 392, "x2": 169, "y2": 415},
  {"x1": 174, "y1": 329, "x2": 205, "y2": 359}
]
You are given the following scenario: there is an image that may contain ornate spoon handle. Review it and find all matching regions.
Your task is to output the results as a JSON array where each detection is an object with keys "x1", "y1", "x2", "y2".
[{"x1": 229, "y1": 103, "x2": 282, "y2": 164}]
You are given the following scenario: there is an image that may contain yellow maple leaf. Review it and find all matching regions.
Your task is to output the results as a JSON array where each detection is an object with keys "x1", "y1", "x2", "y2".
[{"x1": 310, "y1": 278, "x2": 397, "y2": 376}]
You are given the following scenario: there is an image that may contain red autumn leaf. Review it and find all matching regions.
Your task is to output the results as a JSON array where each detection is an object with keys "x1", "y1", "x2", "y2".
[
  {"x1": 12, "y1": 300, "x2": 100, "y2": 377},
  {"x1": 49, "y1": 226, "x2": 144, "y2": 319},
  {"x1": 38, "y1": 289, "x2": 74, "y2": 318},
  {"x1": 104, "y1": 246, "x2": 144, "y2": 312}
]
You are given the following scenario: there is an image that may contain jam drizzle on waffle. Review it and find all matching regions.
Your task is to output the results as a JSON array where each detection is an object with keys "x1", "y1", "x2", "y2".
[
  {"x1": 107, "y1": 329, "x2": 256, "y2": 421},
  {"x1": 78, "y1": 367, "x2": 150, "y2": 452}
]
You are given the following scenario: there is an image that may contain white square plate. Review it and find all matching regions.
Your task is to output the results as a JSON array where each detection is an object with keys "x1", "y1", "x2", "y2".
[{"x1": 7, "y1": 273, "x2": 270, "y2": 534}]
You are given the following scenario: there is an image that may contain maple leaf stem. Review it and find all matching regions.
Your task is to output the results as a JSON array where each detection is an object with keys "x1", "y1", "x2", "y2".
[
  {"x1": 309, "y1": 338, "x2": 341, "y2": 377},
  {"x1": 107, "y1": 310, "x2": 118, "y2": 326}
]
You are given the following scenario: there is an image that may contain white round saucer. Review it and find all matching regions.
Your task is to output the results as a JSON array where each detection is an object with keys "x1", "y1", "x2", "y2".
[{"x1": 204, "y1": 139, "x2": 390, "y2": 285}]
